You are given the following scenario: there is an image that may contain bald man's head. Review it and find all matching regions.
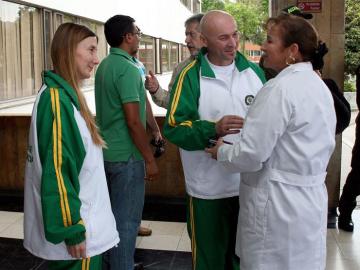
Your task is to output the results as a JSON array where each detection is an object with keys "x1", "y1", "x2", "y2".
[
  {"x1": 200, "y1": 10, "x2": 236, "y2": 37},
  {"x1": 200, "y1": 10, "x2": 239, "y2": 66}
]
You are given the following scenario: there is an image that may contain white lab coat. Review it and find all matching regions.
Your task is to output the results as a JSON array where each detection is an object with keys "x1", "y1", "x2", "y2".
[{"x1": 218, "y1": 62, "x2": 336, "y2": 270}]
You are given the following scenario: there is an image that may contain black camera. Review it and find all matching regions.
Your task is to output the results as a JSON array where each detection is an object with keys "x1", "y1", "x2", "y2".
[
  {"x1": 207, "y1": 138, "x2": 233, "y2": 148},
  {"x1": 208, "y1": 139, "x2": 218, "y2": 148},
  {"x1": 150, "y1": 139, "x2": 165, "y2": 158}
]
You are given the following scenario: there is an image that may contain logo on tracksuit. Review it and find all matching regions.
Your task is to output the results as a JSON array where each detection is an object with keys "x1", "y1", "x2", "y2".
[{"x1": 245, "y1": 95, "x2": 255, "y2": 105}]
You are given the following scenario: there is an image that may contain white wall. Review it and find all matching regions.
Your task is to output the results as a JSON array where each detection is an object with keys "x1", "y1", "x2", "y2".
[
  {"x1": 119, "y1": 0, "x2": 192, "y2": 43},
  {"x1": 0, "y1": 0, "x2": 190, "y2": 115},
  {"x1": 27, "y1": 0, "x2": 192, "y2": 43}
]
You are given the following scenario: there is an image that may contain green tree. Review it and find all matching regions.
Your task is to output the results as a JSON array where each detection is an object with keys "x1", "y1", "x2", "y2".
[
  {"x1": 202, "y1": 0, "x2": 225, "y2": 12},
  {"x1": 225, "y1": 1, "x2": 266, "y2": 52},
  {"x1": 261, "y1": 0, "x2": 269, "y2": 13},
  {"x1": 345, "y1": 0, "x2": 360, "y2": 75}
]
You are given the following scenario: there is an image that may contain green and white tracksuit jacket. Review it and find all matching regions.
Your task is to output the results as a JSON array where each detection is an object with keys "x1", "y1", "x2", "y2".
[
  {"x1": 24, "y1": 71, "x2": 119, "y2": 260},
  {"x1": 164, "y1": 49, "x2": 265, "y2": 199}
]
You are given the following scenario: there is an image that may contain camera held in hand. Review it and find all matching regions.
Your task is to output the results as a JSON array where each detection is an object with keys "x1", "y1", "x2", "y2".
[{"x1": 150, "y1": 138, "x2": 165, "y2": 158}]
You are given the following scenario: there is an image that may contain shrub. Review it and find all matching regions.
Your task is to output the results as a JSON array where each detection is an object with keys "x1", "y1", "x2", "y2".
[{"x1": 344, "y1": 79, "x2": 356, "y2": 92}]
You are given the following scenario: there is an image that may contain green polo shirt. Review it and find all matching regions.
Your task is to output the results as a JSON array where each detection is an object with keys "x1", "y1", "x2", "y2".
[{"x1": 95, "y1": 47, "x2": 146, "y2": 162}]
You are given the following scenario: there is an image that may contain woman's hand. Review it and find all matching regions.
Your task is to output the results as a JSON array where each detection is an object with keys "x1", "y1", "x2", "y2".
[
  {"x1": 66, "y1": 241, "x2": 87, "y2": 259},
  {"x1": 215, "y1": 115, "x2": 244, "y2": 137},
  {"x1": 205, "y1": 138, "x2": 224, "y2": 160}
]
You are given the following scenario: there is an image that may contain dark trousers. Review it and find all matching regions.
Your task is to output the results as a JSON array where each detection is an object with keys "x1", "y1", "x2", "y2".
[
  {"x1": 339, "y1": 167, "x2": 360, "y2": 218},
  {"x1": 339, "y1": 115, "x2": 360, "y2": 219}
]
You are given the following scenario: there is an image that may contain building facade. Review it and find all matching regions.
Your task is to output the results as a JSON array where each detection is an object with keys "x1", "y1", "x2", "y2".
[{"x1": 0, "y1": 0, "x2": 200, "y2": 103}]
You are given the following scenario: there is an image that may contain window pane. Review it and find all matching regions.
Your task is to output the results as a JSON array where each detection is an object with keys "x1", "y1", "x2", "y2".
[
  {"x1": 54, "y1": 13, "x2": 63, "y2": 32},
  {"x1": 79, "y1": 18, "x2": 96, "y2": 33},
  {"x1": 181, "y1": 45, "x2": 190, "y2": 61},
  {"x1": 139, "y1": 35, "x2": 155, "y2": 73},
  {"x1": 193, "y1": 0, "x2": 200, "y2": 13},
  {"x1": 63, "y1": 14, "x2": 77, "y2": 23},
  {"x1": 43, "y1": 10, "x2": 53, "y2": 70},
  {"x1": 169, "y1": 42, "x2": 179, "y2": 71},
  {"x1": 161, "y1": 40, "x2": 170, "y2": 73},
  {"x1": 94, "y1": 23, "x2": 107, "y2": 63},
  {"x1": 0, "y1": 1, "x2": 43, "y2": 100},
  {"x1": 180, "y1": 0, "x2": 192, "y2": 11}
]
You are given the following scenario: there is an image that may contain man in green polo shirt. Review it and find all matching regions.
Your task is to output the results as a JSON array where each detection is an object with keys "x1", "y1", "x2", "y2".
[{"x1": 95, "y1": 15, "x2": 158, "y2": 270}]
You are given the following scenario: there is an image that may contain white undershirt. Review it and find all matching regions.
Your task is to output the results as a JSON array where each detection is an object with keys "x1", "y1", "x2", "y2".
[{"x1": 206, "y1": 55, "x2": 235, "y2": 90}]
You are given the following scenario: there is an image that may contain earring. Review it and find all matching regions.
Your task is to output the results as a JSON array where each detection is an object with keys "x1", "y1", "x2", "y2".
[{"x1": 286, "y1": 55, "x2": 296, "y2": 65}]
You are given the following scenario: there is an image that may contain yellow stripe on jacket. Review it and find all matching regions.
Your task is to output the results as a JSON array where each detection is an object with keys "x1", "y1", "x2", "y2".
[
  {"x1": 81, "y1": 258, "x2": 90, "y2": 270},
  {"x1": 169, "y1": 60, "x2": 196, "y2": 127},
  {"x1": 50, "y1": 88, "x2": 72, "y2": 227}
]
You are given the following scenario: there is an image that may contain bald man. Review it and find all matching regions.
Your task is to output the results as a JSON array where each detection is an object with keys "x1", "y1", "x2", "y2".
[{"x1": 164, "y1": 10, "x2": 265, "y2": 270}]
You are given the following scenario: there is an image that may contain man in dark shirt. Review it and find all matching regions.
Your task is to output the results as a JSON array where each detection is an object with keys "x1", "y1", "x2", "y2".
[{"x1": 338, "y1": 65, "x2": 360, "y2": 232}]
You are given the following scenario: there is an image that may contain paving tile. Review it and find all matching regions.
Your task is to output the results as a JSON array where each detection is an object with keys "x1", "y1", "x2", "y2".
[
  {"x1": 0, "y1": 211, "x2": 23, "y2": 224},
  {"x1": 148, "y1": 221, "x2": 185, "y2": 236},
  {"x1": 0, "y1": 223, "x2": 23, "y2": 239},
  {"x1": 138, "y1": 235, "x2": 181, "y2": 251}
]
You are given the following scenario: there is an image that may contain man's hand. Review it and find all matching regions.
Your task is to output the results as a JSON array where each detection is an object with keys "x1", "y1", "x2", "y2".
[
  {"x1": 66, "y1": 241, "x2": 86, "y2": 259},
  {"x1": 215, "y1": 115, "x2": 244, "y2": 137},
  {"x1": 152, "y1": 130, "x2": 163, "y2": 143},
  {"x1": 145, "y1": 71, "x2": 160, "y2": 94},
  {"x1": 145, "y1": 159, "x2": 159, "y2": 181}
]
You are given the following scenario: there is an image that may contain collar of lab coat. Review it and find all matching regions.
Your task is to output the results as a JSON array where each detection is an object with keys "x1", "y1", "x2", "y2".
[{"x1": 277, "y1": 62, "x2": 314, "y2": 79}]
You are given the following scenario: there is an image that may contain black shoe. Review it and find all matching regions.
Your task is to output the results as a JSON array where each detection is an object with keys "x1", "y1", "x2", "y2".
[
  {"x1": 338, "y1": 216, "x2": 354, "y2": 232},
  {"x1": 134, "y1": 262, "x2": 144, "y2": 270}
]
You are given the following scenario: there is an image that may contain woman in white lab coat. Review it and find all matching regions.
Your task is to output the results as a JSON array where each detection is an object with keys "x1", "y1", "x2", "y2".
[{"x1": 206, "y1": 14, "x2": 336, "y2": 270}]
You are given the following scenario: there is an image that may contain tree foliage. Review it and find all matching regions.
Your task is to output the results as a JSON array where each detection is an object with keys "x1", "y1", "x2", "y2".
[
  {"x1": 345, "y1": 0, "x2": 360, "y2": 75},
  {"x1": 226, "y1": 2, "x2": 266, "y2": 50},
  {"x1": 202, "y1": 0, "x2": 225, "y2": 12}
]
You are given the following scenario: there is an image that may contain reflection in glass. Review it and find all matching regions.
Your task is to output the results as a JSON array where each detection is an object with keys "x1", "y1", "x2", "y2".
[
  {"x1": 161, "y1": 40, "x2": 179, "y2": 73},
  {"x1": 161, "y1": 40, "x2": 170, "y2": 73},
  {"x1": 181, "y1": 44, "x2": 190, "y2": 61},
  {"x1": 0, "y1": 1, "x2": 43, "y2": 100},
  {"x1": 170, "y1": 43, "x2": 179, "y2": 70},
  {"x1": 139, "y1": 35, "x2": 155, "y2": 73}
]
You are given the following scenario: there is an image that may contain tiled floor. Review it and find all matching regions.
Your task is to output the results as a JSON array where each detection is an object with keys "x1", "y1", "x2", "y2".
[
  {"x1": 137, "y1": 221, "x2": 189, "y2": 251},
  {"x1": 1, "y1": 210, "x2": 360, "y2": 269}
]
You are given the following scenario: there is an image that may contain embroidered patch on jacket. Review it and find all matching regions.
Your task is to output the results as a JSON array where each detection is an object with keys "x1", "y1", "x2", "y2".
[{"x1": 245, "y1": 95, "x2": 255, "y2": 105}]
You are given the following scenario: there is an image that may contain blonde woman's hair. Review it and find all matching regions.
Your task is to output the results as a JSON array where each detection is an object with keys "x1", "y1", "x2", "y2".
[{"x1": 51, "y1": 22, "x2": 105, "y2": 146}]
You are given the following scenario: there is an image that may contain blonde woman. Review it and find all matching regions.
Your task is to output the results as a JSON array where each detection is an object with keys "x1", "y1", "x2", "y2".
[{"x1": 23, "y1": 23, "x2": 119, "y2": 270}]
